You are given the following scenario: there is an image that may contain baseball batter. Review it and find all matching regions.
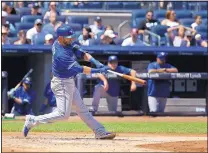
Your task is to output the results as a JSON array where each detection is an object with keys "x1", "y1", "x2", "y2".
[{"x1": 23, "y1": 25, "x2": 116, "y2": 139}]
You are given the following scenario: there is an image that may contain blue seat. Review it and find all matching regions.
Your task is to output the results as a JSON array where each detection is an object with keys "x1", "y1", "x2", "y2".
[
  {"x1": 198, "y1": 2, "x2": 208, "y2": 10},
  {"x1": 16, "y1": 7, "x2": 31, "y2": 16},
  {"x1": 196, "y1": 25, "x2": 207, "y2": 33},
  {"x1": 193, "y1": 11, "x2": 207, "y2": 19},
  {"x1": 172, "y1": 2, "x2": 188, "y2": 10},
  {"x1": 67, "y1": 23, "x2": 82, "y2": 31},
  {"x1": 68, "y1": 16, "x2": 88, "y2": 28},
  {"x1": 151, "y1": 25, "x2": 169, "y2": 46},
  {"x1": 32, "y1": 33, "x2": 46, "y2": 45},
  {"x1": 75, "y1": 31, "x2": 82, "y2": 39},
  {"x1": 198, "y1": 32, "x2": 207, "y2": 40},
  {"x1": 106, "y1": 2, "x2": 123, "y2": 9},
  {"x1": 176, "y1": 10, "x2": 192, "y2": 19},
  {"x1": 202, "y1": 19, "x2": 207, "y2": 25},
  {"x1": 83, "y1": 2, "x2": 103, "y2": 9},
  {"x1": 123, "y1": 2, "x2": 140, "y2": 9},
  {"x1": 15, "y1": 22, "x2": 34, "y2": 32},
  {"x1": 132, "y1": 10, "x2": 147, "y2": 19},
  {"x1": 5, "y1": 15, "x2": 21, "y2": 25},
  {"x1": 133, "y1": 18, "x2": 145, "y2": 28},
  {"x1": 154, "y1": 10, "x2": 166, "y2": 18},
  {"x1": 21, "y1": 15, "x2": 43, "y2": 23},
  {"x1": 44, "y1": 16, "x2": 66, "y2": 24},
  {"x1": 9, "y1": 37, "x2": 18, "y2": 44},
  {"x1": 179, "y1": 18, "x2": 194, "y2": 27},
  {"x1": 187, "y1": 2, "x2": 198, "y2": 10}
]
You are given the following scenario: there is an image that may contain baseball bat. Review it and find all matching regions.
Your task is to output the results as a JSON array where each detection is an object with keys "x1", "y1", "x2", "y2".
[
  {"x1": 14, "y1": 68, "x2": 33, "y2": 90},
  {"x1": 107, "y1": 70, "x2": 146, "y2": 85}
]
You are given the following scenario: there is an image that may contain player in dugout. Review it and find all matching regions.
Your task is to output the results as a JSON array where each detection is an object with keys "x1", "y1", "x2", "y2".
[
  {"x1": 39, "y1": 71, "x2": 56, "y2": 114},
  {"x1": 7, "y1": 77, "x2": 36, "y2": 116},
  {"x1": 90, "y1": 55, "x2": 140, "y2": 113},
  {"x1": 147, "y1": 52, "x2": 178, "y2": 113}
]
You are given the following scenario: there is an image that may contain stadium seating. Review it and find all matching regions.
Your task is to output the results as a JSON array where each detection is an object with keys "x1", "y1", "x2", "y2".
[
  {"x1": 151, "y1": 25, "x2": 169, "y2": 46},
  {"x1": 175, "y1": 10, "x2": 192, "y2": 19},
  {"x1": 154, "y1": 10, "x2": 167, "y2": 18},
  {"x1": 9, "y1": 37, "x2": 18, "y2": 44},
  {"x1": 21, "y1": 15, "x2": 43, "y2": 23},
  {"x1": 193, "y1": 11, "x2": 208, "y2": 19},
  {"x1": 67, "y1": 23, "x2": 82, "y2": 31},
  {"x1": 68, "y1": 16, "x2": 88, "y2": 28},
  {"x1": 196, "y1": 25, "x2": 207, "y2": 33},
  {"x1": 32, "y1": 33, "x2": 46, "y2": 45},
  {"x1": 132, "y1": 10, "x2": 147, "y2": 19},
  {"x1": 106, "y1": 2, "x2": 123, "y2": 10},
  {"x1": 82, "y1": 2, "x2": 103, "y2": 9},
  {"x1": 123, "y1": 2, "x2": 140, "y2": 10},
  {"x1": 134, "y1": 17, "x2": 145, "y2": 28},
  {"x1": 16, "y1": 7, "x2": 31, "y2": 16},
  {"x1": 5, "y1": 15, "x2": 21, "y2": 26},
  {"x1": 179, "y1": 18, "x2": 194, "y2": 27},
  {"x1": 44, "y1": 16, "x2": 66, "y2": 24},
  {"x1": 15, "y1": 22, "x2": 34, "y2": 32},
  {"x1": 172, "y1": 2, "x2": 187, "y2": 10},
  {"x1": 202, "y1": 19, "x2": 207, "y2": 25}
]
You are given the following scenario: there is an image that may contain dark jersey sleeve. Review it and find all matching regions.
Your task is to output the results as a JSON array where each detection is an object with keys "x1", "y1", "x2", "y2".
[{"x1": 72, "y1": 42, "x2": 87, "y2": 59}]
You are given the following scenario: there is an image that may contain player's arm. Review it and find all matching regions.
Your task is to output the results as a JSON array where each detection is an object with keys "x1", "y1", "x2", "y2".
[
  {"x1": 120, "y1": 66, "x2": 137, "y2": 91},
  {"x1": 73, "y1": 43, "x2": 104, "y2": 68},
  {"x1": 97, "y1": 73, "x2": 109, "y2": 91},
  {"x1": 147, "y1": 63, "x2": 166, "y2": 73},
  {"x1": 84, "y1": 53, "x2": 104, "y2": 68},
  {"x1": 130, "y1": 69, "x2": 137, "y2": 91},
  {"x1": 165, "y1": 64, "x2": 178, "y2": 73}
]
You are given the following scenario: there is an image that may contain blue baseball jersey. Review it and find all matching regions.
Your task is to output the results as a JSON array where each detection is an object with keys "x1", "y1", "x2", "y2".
[
  {"x1": 147, "y1": 62, "x2": 175, "y2": 97},
  {"x1": 13, "y1": 86, "x2": 36, "y2": 115},
  {"x1": 44, "y1": 82, "x2": 56, "y2": 107},
  {"x1": 100, "y1": 65, "x2": 131, "y2": 97},
  {"x1": 52, "y1": 40, "x2": 86, "y2": 78}
]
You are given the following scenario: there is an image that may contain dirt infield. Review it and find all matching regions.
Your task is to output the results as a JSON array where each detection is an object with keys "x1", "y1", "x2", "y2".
[{"x1": 2, "y1": 116, "x2": 207, "y2": 152}]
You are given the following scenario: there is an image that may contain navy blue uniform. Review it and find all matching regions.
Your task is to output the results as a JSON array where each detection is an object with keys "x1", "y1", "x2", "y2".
[
  {"x1": 147, "y1": 62, "x2": 175, "y2": 97},
  {"x1": 44, "y1": 82, "x2": 56, "y2": 107},
  {"x1": 100, "y1": 66, "x2": 131, "y2": 97},
  {"x1": 12, "y1": 86, "x2": 36, "y2": 115}
]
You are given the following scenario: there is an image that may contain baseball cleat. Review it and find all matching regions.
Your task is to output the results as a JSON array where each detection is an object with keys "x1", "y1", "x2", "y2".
[
  {"x1": 23, "y1": 115, "x2": 34, "y2": 137},
  {"x1": 95, "y1": 132, "x2": 116, "y2": 140}
]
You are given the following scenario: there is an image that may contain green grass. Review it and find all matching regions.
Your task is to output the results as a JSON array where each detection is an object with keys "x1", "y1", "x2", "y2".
[{"x1": 2, "y1": 120, "x2": 207, "y2": 134}]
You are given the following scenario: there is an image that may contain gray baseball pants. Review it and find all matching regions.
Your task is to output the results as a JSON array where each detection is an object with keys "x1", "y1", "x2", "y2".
[
  {"x1": 148, "y1": 96, "x2": 167, "y2": 112},
  {"x1": 92, "y1": 84, "x2": 118, "y2": 112},
  {"x1": 32, "y1": 76, "x2": 105, "y2": 133}
]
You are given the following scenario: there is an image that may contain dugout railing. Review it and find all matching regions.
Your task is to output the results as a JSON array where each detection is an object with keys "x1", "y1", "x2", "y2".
[{"x1": 76, "y1": 73, "x2": 208, "y2": 116}]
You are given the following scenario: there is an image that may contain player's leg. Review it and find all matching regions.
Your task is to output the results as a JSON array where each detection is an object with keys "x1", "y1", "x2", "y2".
[
  {"x1": 73, "y1": 87, "x2": 116, "y2": 139},
  {"x1": 23, "y1": 77, "x2": 75, "y2": 137},
  {"x1": 158, "y1": 98, "x2": 167, "y2": 112},
  {"x1": 148, "y1": 96, "x2": 159, "y2": 112},
  {"x1": 106, "y1": 94, "x2": 118, "y2": 111},
  {"x1": 91, "y1": 84, "x2": 106, "y2": 112},
  {"x1": 10, "y1": 106, "x2": 21, "y2": 116}
]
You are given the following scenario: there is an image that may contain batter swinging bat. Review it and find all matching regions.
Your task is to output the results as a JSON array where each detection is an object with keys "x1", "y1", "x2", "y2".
[
  {"x1": 14, "y1": 68, "x2": 33, "y2": 90},
  {"x1": 107, "y1": 70, "x2": 146, "y2": 85}
]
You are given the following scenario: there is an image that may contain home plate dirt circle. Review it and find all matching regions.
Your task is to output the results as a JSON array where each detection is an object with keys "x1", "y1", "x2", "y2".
[{"x1": 2, "y1": 132, "x2": 207, "y2": 152}]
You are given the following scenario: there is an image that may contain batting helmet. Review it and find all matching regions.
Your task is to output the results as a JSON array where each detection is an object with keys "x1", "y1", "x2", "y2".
[
  {"x1": 108, "y1": 55, "x2": 118, "y2": 62},
  {"x1": 23, "y1": 77, "x2": 32, "y2": 85},
  {"x1": 56, "y1": 24, "x2": 76, "y2": 38}
]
